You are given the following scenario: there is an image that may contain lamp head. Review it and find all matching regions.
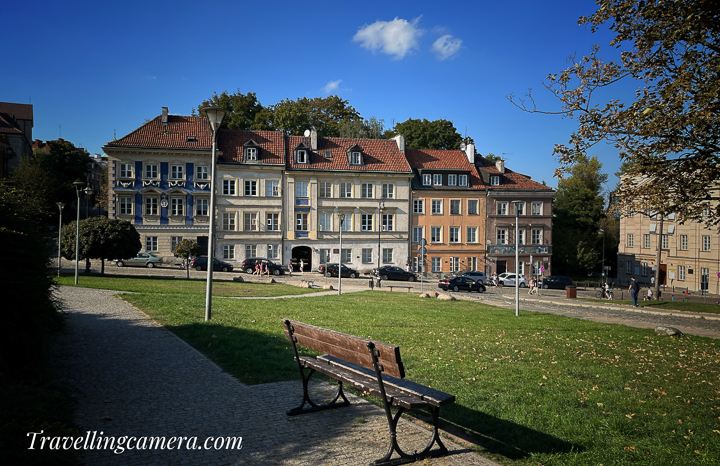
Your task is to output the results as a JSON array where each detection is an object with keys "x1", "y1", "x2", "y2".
[
  {"x1": 84, "y1": 186, "x2": 93, "y2": 196},
  {"x1": 204, "y1": 107, "x2": 226, "y2": 131}
]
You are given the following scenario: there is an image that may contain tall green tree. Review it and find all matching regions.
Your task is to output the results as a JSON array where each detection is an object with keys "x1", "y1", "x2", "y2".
[
  {"x1": 61, "y1": 217, "x2": 141, "y2": 274},
  {"x1": 338, "y1": 116, "x2": 385, "y2": 139},
  {"x1": 197, "y1": 90, "x2": 266, "y2": 130},
  {"x1": 272, "y1": 96, "x2": 361, "y2": 137},
  {"x1": 173, "y1": 239, "x2": 203, "y2": 279},
  {"x1": 552, "y1": 155, "x2": 608, "y2": 276},
  {"x1": 510, "y1": 0, "x2": 720, "y2": 227},
  {"x1": 384, "y1": 118, "x2": 463, "y2": 150}
]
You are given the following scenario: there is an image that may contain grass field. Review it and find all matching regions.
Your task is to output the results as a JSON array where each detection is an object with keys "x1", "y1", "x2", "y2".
[
  {"x1": 578, "y1": 297, "x2": 720, "y2": 315},
  {"x1": 59, "y1": 276, "x2": 720, "y2": 465}
]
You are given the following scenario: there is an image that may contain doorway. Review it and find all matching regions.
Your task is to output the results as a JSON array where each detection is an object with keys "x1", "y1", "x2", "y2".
[
  {"x1": 292, "y1": 246, "x2": 312, "y2": 272},
  {"x1": 497, "y1": 260, "x2": 507, "y2": 274}
]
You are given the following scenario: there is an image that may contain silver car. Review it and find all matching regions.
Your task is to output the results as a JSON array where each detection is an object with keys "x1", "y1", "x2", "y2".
[
  {"x1": 497, "y1": 272, "x2": 527, "y2": 287},
  {"x1": 114, "y1": 253, "x2": 163, "y2": 268}
]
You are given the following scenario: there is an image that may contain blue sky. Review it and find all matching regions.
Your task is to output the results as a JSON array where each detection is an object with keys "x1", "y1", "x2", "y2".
[{"x1": 5, "y1": 0, "x2": 634, "y2": 191}]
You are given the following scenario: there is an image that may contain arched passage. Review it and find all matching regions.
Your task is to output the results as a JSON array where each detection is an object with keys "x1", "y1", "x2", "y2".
[{"x1": 292, "y1": 246, "x2": 312, "y2": 273}]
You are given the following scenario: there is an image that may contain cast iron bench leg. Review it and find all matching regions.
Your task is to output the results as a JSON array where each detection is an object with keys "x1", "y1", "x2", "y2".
[
  {"x1": 371, "y1": 405, "x2": 448, "y2": 466},
  {"x1": 287, "y1": 368, "x2": 351, "y2": 416}
]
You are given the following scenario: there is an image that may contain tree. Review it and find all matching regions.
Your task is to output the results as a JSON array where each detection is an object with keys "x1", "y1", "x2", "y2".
[
  {"x1": 509, "y1": 0, "x2": 720, "y2": 227},
  {"x1": 173, "y1": 239, "x2": 203, "y2": 279},
  {"x1": 552, "y1": 155, "x2": 608, "y2": 276},
  {"x1": 385, "y1": 118, "x2": 463, "y2": 150},
  {"x1": 61, "y1": 217, "x2": 141, "y2": 274},
  {"x1": 272, "y1": 96, "x2": 361, "y2": 137},
  {"x1": 483, "y1": 152, "x2": 503, "y2": 163},
  {"x1": 197, "y1": 90, "x2": 266, "y2": 130},
  {"x1": 338, "y1": 116, "x2": 386, "y2": 139}
]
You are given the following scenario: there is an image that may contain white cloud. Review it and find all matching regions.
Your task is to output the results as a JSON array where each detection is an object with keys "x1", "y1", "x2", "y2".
[
  {"x1": 432, "y1": 34, "x2": 462, "y2": 60},
  {"x1": 353, "y1": 17, "x2": 423, "y2": 60},
  {"x1": 323, "y1": 79, "x2": 343, "y2": 94}
]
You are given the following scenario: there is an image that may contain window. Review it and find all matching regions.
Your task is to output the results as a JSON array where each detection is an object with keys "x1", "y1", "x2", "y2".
[
  {"x1": 459, "y1": 175, "x2": 468, "y2": 186},
  {"x1": 246, "y1": 147, "x2": 257, "y2": 161},
  {"x1": 703, "y1": 205, "x2": 711, "y2": 216},
  {"x1": 195, "y1": 198, "x2": 208, "y2": 216},
  {"x1": 382, "y1": 184, "x2": 394, "y2": 199},
  {"x1": 490, "y1": 176, "x2": 500, "y2": 186},
  {"x1": 171, "y1": 236, "x2": 182, "y2": 252},
  {"x1": 518, "y1": 230, "x2": 525, "y2": 245},
  {"x1": 467, "y1": 257, "x2": 478, "y2": 271},
  {"x1": 361, "y1": 183, "x2": 374, "y2": 199},
  {"x1": 628, "y1": 234, "x2": 634, "y2": 247},
  {"x1": 144, "y1": 164, "x2": 158, "y2": 179},
  {"x1": 448, "y1": 174, "x2": 457, "y2": 186},
  {"x1": 431, "y1": 257, "x2": 441, "y2": 272},
  {"x1": 414, "y1": 199, "x2": 425, "y2": 214},
  {"x1": 515, "y1": 202, "x2": 524, "y2": 215},
  {"x1": 433, "y1": 174, "x2": 442, "y2": 186},
  {"x1": 679, "y1": 265, "x2": 685, "y2": 281},
  {"x1": 295, "y1": 181, "x2": 308, "y2": 198},
  {"x1": 144, "y1": 197, "x2": 158, "y2": 216},
  {"x1": 170, "y1": 165, "x2": 184, "y2": 180},
  {"x1": 339, "y1": 182, "x2": 352, "y2": 198},
  {"x1": 382, "y1": 214, "x2": 393, "y2": 231},
  {"x1": 423, "y1": 174, "x2": 431, "y2": 186},
  {"x1": 319, "y1": 213, "x2": 331, "y2": 231},
  {"x1": 319, "y1": 182, "x2": 332, "y2": 198},
  {"x1": 223, "y1": 179, "x2": 236, "y2": 196},
  {"x1": 244, "y1": 180, "x2": 257, "y2": 196},
  {"x1": 319, "y1": 249, "x2": 330, "y2": 264},
  {"x1": 662, "y1": 234, "x2": 668, "y2": 249},
  {"x1": 449, "y1": 227, "x2": 460, "y2": 243},
  {"x1": 118, "y1": 197, "x2": 133, "y2": 215},
  {"x1": 641, "y1": 262, "x2": 648, "y2": 276},
  {"x1": 170, "y1": 198, "x2": 184, "y2": 216},
  {"x1": 413, "y1": 227, "x2": 424, "y2": 243},
  {"x1": 449, "y1": 257, "x2": 460, "y2": 272},
  {"x1": 245, "y1": 245, "x2": 256, "y2": 258},
  {"x1": 266, "y1": 213, "x2": 279, "y2": 231},
  {"x1": 145, "y1": 236, "x2": 158, "y2": 252},
  {"x1": 497, "y1": 229, "x2": 507, "y2": 244},
  {"x1": 297, "y1": 149, "x2": 308, "y2": 164},
  {"x1": 467, "y1": 227, "x2": 477, "y2": 243},
  {"x1": 643, "y1": 234, "x2": 650, "y2": 248},
  {"x1": 362, "y1": 249, "x2": 373, "y2": 263},
  {"x1": 497, "y1": 202, "x2": 507, "y2": 216},
  {"x1": 266, "y1": 180, "x2": 280, "y2": 197},
  {"x1": 627, "y1": 211, "x2": 634, "y2": 218},
  {"x1": 450, "y1": 200, "x2": 461, "y2": 215},
  {"x1": 223, "y1": 245, "x2": 235, "y2": 260},
  {"x1": 296, "y1": 213, "x2": 308, "y2": 231},
  {"x1": 268, "y1": 245, "x2": 279, "y2": 260},
  {"x1": 680, "y1": 235, "x2": 688, "y2": 250},
  {"x1": 626, "y1": 261, "x2": 632, "y2": 274},
  {"x1": 532, "y1": 229, "x2": 542, "y2": 244},
  {"x1": 361, "y1": 214, "x2": 373, "y2": 231},
  {"x1": 243, "y1": 212, "x2": 257, "y2": 231},
  {"x1": 382, "y1": 248, "x2": 393, "y2": 263},
  {"x1": 222, "y1": 212, "x2": 235, "y2": 231},
  {"x1": 119, "y1": 163, "x2": 133, "y2": 178},
  {"x1": 703, "y1": 235, "x2": 711, "y2": 251},
  {"x1": 340, "y1": 214, "x2": 351, "y2": 232},
  {"x1": 412, "y1": 256, "x2": 422, "y2": 273},
  {"x1": 431, "y1": 200, "x2": 442, "y2": 214},
  {"x1": 532, "y1": 202, "x2": 542, "y2": 215},
  {"x1": 341, "y1": 249, "x2": 351, "y2": 263},
  {"x1": 468, "y1": 200, "x2": 478, "y2": 215},
  {"x1": 431, "y1": 226, "x2": 442, "y2": 243},
  {"x1": 350, "y1": 151, "x2": 362, "y2": 165},
  {"x1": 196, "y1": 165, "x2": 209, "y2": 180}
]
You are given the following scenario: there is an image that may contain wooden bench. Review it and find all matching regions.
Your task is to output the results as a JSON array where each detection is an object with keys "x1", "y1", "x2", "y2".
[
  {"x1": 387, "y1": 285, "x2": 413, "y2": 293},
  {"x1": 282, "y1": 319, "x2": 455, "y2": 465}
]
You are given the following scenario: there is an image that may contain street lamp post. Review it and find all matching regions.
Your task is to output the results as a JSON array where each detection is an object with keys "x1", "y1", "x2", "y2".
[
  {"x1": 376, "y1": 198, "x2": 385, "y2": 285},
  {"x1": 57, "y1": 202, "x2": 65, "y2": 277},
  {"x1": 84, "y1": 186, "x2": 93, "y2": 219},
  {"x1": 511, "y1": 200, "x2": 522, "y2": 317},
  {"x1": 599, "y1": 228, "x2": 605, "y2": 284},
  {"x1": 73, "y1": 182, "x2": 85, "y2": 285},
  {"x1": 335, "y1": 207, "x2": 345, "y2": 295},
  {"x1": 204, "y1": 107, "x2": 226, "y2": 322}
]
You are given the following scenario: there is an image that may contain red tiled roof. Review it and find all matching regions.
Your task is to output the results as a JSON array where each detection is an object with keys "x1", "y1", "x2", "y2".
[
  {"x1": 405, "y1": 149, "x2": 472, "y2": 170},
  {"x1": 0, "y1": 114, "x2": 22, "y2": 134},
  {"x1": 218, "y1": 130, "x2": 285, "y2": 165},
  {"x1": 105, "y1": 115, "x2": 212, "y2": 150},
  {"x1": 492, "y1": 170, "x2": 552, "y2": 191},
  {"x1": 286, "y1": 136, "x2": 412, "y2": 173},
  {"x1": 0, "y1": 102, "x2": 33, "y2": 121}
]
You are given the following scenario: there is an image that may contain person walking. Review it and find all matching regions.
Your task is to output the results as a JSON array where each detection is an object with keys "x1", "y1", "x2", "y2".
[
  {"x1": 647, "y1": 287, "x2": 653, "y2": 300},
  {"x1": 288, "y1": 260, "x2": 293, "y2": 276},
  {"x1": 629, "y1": 277, "x2": 639, "y2": 307},
  {"x1": 299, "y1": 259, "x2": 304, "y2": 275}
]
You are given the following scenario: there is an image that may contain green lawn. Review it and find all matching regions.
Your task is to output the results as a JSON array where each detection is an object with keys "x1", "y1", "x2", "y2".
[
  {"x1": 98, "y1": 281, "x2": 719, "y2": 466},
  {"x1": 578, "y1": 297, "x2": 720, "y2": 315}
]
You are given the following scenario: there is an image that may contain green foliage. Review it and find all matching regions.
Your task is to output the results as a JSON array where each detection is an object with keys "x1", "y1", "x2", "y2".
[
  {"x1": 173, "y1": 239, "x2": 202, "y2": 279},
  {"x1": 483, "y1": 152, "x2": 503, "y2": 163},
  {"x1": 60, "y1": 218, "x2": 140, "y2": 273},
  {"x1": 338, "y1": 116, "x2": 386, "y2": 139},
  {"x1": 385, "y1": 118, "x2": 463, "y2": 150},
  {"x1": 272, "y1": 95, "x2": 361, "y2": 137},
  {"x1": 197, "y1": 89, "x2": 266, "y2": 130}
]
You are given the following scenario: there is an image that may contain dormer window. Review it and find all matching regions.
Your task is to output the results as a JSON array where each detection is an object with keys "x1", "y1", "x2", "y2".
[
  {"x1": 433, "y1": 174, "x2": 442, "y2": 186},
  {"x1": 423, "y1": 174, "x2": 431, "y2": 186},
  {"x1": 347, "y1": 144, "x2": 364, "y2": 165},
  {"x1": 186, "y1": 136, "x2": 197, "y2": 143},
  {"x1": 448, "y1": 174, "x2": 457, "y2": 186},
  {"x1": 351, "y1": 152, "x2": 361, "y2": 164},
  {"x1": 244, "y1": 140, "x2": 260, "y2": 162},
  {"x1": 490, "y1": 175, "x2": 501, "y2": 186},
  {"x1": 459, "y1": 175, "x2": 468, "y2": 186},
  {"x1": 297, "y1": 149, "x2": 308, "y2": 164}
]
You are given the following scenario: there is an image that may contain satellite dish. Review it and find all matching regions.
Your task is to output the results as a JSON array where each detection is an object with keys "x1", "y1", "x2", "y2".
[
  {"x1": 460, "y1": 142, "x2": 466, "y2": 150},
  {"x1": 303, "y1": 129, "x2": 311, "y2": 137}
]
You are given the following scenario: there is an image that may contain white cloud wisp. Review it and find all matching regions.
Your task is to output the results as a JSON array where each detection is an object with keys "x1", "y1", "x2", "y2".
[
  {"x1": 432, "y1": 34, "x2": 462, "y2": 60},
  {"x1": 353, "y1": 17, "x2": 423, "y2": 60},
  {"x1": 322, "y1": 79, "x2": 343, "y2": 94}
]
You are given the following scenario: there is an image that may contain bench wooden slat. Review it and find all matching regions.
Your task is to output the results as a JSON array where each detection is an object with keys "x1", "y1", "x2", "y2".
[{"x1": 317, "y1": 355, "x2": 455, "y2": 407}]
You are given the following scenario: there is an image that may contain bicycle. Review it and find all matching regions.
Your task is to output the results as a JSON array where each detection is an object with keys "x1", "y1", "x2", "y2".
[{"x1": 595, "y1": 290, "x2": 614, "y2": 300}]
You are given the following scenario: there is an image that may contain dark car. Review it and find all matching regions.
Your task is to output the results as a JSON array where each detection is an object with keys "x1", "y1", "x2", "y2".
[
  {"x1": 541, "y1": 276, "x2": 574, "y2": 290},
  {"x1": 373, "y1": 266, "x2": 417, "y2": 282},
  {"x1": 438, "y1": 276, "x2": 486, "y2": 293},
  {"x1": 241, "y1": 257, "x2": 285, "y2": 275},
  {"x1": 325, "y1": 264, "x2": 360, "y2": 278},
  {"x1": 457, "y1": 271, "x2": 487, "y2": 284},
  {"x1": 189, "y1": 256, "x2": 234, "y2": 272}
]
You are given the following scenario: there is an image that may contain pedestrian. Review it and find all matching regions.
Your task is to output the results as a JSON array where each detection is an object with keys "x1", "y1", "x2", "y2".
[
  {"x1": 651, "y1": 276, "x2": 655, "y2": 286},
  {"x1": 406, "y1": 263, "x2": 411, "y2": 273},
  {"x1": 299, "y1": 259, "x2": 304, "y2": 275},
  {"x1": 647, "y1": 287, "x2": 653, "y2": 300},
  {"x1": 288, "y1": 260, "x2": 293, "y2": 276},
  {"x1": 629, "y1": 277, "x2": 639, "y2": 307},
  {"x1": 603, "y1": 282, "x2": 610, "y2": 299}
]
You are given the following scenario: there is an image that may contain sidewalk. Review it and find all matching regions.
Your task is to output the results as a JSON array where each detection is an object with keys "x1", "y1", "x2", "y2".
[{"x1": 52, "y1": 286, "x2": 497, "y2": 466}]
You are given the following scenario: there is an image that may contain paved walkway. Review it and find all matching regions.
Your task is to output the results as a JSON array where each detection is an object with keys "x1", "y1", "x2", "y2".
[{"x1": 52, "y1": 286, "x2": 497, "y2": 466}]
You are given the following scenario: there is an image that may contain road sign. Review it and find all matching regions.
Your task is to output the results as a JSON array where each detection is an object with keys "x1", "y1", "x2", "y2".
[
  {"x1": 419, "y1": 247, "x2": 427, "y2": 255},
  {"x1": 540, "y1": 266, "x2": 545, "y2": 273},
  {"x1": 419, "y1": 238, "x2": 427, "y2": 247}
]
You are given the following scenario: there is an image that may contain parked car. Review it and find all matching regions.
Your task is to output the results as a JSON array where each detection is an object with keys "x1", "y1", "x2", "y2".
[
  {"x1": 540, "y1": 276, "x2": 574, "y2": 290},
  {"x1": 457, "y1": 271, "x2": 487, "y2": 284},
  {"x1": 497, "y1": 272, "x2": 527, "y2": 287},
  {"x1": 324, "y1": 264, "x2": 360, "y2": 278},
  {"x1": 114, "y1": 252, "x2": 163, "y2": 268},
  {"x1": 438, "y1": 276, "x2": 486, "y2": 293},
  {"x1": 189, "y1": 256, "x2": 234, "y2": 272},
  {"x1": 241, "y1": 257, "x2": 285, "y2": 275},
  {"x1": 372, "y1": 266, "x2": 417, "y2": 282}
]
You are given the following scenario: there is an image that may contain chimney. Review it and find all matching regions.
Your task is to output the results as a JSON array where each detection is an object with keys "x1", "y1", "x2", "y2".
[
  {"x1": 465, "y1": 143, "x2": 475, "y2": 164},
  {"x1": 496, "y1": 159, "x2": 505, "y2": 173},
  {"x1": 392, "y1": 134, "x2": 405, "y2": 152},
  {"x1": 161, "y1": 107, "x2": 168, "y2": 125},
  {"x1": 310, "y1": 128, "x2": 317, "y2": 151}
]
